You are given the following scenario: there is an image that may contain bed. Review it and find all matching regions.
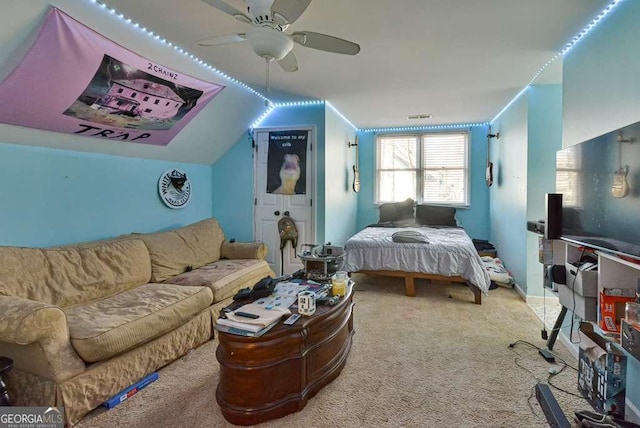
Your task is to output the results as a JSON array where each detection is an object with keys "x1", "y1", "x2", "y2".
[{"x1": 342, "y1": 201, "x2": 492, "y2": 304}]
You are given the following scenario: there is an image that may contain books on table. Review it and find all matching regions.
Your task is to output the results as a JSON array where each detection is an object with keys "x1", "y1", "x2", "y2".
[
  {"x1": 215, "y1": 280, "x2": 327, "y2": 337},
  {"x1": 215, "y1": 317, "x2": 282, "y2": 337},
  {"x1": 216, "y1": 302, "x2": 291, "y2": 337}
]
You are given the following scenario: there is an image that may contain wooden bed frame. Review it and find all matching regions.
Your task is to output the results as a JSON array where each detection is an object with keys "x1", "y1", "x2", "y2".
[{"x1": 358, "y1": 270, "x2": 482, "y2": 305}]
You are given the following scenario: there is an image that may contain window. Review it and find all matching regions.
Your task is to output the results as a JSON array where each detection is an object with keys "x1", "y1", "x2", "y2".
[
  {"x1": 556, "y1": 148, "x2": 581, "y2": 207},
  {"x1": 376, "y1": 132, "x2": 469, "y2": 205}
]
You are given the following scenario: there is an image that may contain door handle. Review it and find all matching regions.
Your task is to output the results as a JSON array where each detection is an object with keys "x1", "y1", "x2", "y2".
[
  {"x1": 274, "y1": 211, "x2": 280, "y2": 216},
  {"x1": 284, "y1": 211, "x2": 290, "y2": 216}
]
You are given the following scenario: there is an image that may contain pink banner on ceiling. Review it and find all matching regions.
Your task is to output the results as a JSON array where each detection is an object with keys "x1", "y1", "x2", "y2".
[{"x1": 0, "y1": 8, "x2": 225, "y2": 146}]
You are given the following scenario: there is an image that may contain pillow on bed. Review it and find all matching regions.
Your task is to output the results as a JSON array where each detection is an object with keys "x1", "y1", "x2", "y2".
[
  {"x1": 415, "y1": 205, "x2": 457, "y2": 226},
  {"x1": 379, "y1": 198, "x2": 415, "y2": 222}
]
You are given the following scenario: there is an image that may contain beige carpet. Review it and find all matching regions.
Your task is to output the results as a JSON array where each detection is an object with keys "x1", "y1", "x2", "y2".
[{"x1": 77, "y1": 274, "x2": 590, "y2": 428}]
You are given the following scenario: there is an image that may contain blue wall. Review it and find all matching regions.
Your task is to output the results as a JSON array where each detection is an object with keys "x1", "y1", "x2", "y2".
[
  {"x1": 561, "y1": 0, "x2": 640, "y2": 417},
  {"x1": 526, "y1": 84, "x2": 563, "y2": 297},
  {"x1": 527, "y1": 85, "x2": 563, "y2": 223},
  {"x1": 324, "y1": 105, "x2": 358, "y2": 246},
  {"x1": 490, "y1": 84, "x2": 562, "y2": 296},
  {"x1": 355, "y1": 125, "x2": 490, "y2": 241},
  {"x1": 211, "y1": 132, "x2": 255, "y2": 242},
  {"x1": 490, "y1": 91, "x2": 529, "y2": 290},
  {"x1": 0, "y1": 142, "x2": 213, "y2": 247}
]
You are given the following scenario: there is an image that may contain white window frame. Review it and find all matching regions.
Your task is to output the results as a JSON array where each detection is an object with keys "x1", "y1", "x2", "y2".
[
  {"x1": 556, "y1": 147, "x2": 582, "y2": 208},
  {"x1": 375, "y1": 131, "x2": 470, "y2": 206}
]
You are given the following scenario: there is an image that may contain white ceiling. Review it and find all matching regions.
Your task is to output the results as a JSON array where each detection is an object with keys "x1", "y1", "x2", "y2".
[{"x1": 99, "y1": 0, "x2": 609, "y2": 129}]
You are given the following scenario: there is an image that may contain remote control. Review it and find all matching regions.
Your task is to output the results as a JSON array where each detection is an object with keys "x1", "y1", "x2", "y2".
[
  {"x1": 283, "y1": 313, "x2": 301, "y2": 325},
  {"x1": 235, "y1": 311, "x2": 259, "y2": 319}
]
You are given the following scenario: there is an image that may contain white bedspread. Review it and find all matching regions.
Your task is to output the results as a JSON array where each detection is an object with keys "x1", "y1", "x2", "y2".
[{"x1": 343, "y1": 226, "x2": 491, "y2": 294}]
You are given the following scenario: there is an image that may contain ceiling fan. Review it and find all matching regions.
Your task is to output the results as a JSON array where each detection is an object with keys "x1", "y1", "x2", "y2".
[{"x1": 198, "y1": 0, "x2": 360, "y2": 73}]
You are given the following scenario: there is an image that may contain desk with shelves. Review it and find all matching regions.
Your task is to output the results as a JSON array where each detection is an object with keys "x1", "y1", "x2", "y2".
[{"x1": 553, "y1": 240, "x2": 640, "y2": 342}]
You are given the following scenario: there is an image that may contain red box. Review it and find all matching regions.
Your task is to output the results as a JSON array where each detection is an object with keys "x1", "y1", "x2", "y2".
[{"x1": 599, "y1": 291, "x2": 636, "y2": 334}]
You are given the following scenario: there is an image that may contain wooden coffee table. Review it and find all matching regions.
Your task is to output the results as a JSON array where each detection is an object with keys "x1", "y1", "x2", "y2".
[{"x1": 216, "y1": 284, "x2": 355, "y2": 425}]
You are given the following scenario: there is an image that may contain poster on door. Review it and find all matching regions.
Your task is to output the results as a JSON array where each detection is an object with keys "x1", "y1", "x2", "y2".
[{"x1": 266, "y1": 130, "x2": 308, "y2": 195}]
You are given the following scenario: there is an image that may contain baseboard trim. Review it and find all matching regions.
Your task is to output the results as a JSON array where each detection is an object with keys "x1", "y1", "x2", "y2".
[{"x1": 514, "y1": 282, "x2": 526, "y2": 300}]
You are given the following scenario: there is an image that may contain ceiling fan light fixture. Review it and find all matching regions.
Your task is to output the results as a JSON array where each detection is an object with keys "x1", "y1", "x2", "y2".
[{"x1": 247, "y1": 26, "x2": 293, "y2": 61}]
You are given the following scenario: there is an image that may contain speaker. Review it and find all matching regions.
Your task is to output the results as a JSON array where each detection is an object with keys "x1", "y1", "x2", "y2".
[
  {"x1": 546, "y1": 264, "x2": 567, "y2": 285},
  {"x1": 545, "y1": 193, "x2": 562, "y2": 239}
]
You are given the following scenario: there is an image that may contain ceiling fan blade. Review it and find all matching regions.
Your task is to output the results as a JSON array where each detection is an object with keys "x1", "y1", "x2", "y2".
[
  {"x1": 197, "y1": 33, "x2": 247, "y2": 46},
  {"x1": 278, "y1": 51, "x2": 298, "y2": 72},
  {"x1": 272, "y1": 0, "x2": 312, "y2": 25},
  {"x1": 201, "y1": 0, "x2": 252, "y2": 24},
  {"x1": 291, "y1": 31, "x2": 360, "y2": 55}
]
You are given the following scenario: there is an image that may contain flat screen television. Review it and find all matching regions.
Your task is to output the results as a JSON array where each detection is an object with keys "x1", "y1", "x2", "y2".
[{"x1": 556, "y1": 120, "x2": 640, "y2": 261}]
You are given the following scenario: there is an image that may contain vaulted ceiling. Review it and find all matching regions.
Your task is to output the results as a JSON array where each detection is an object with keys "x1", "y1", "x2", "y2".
[
  {"x1": 0, "y1": 0, "x2": 612, "y2": 164},
  {"x1": 101, "y1": 0, "x2": 609, "y2": 128}
]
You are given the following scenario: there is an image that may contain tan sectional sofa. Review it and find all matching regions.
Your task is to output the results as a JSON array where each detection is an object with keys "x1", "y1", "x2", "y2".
[{"x1": 0, "y1": 218, "x2": 274, "y2": 425}]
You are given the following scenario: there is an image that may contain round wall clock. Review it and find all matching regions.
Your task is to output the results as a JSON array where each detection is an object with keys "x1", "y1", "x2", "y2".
[{"x1": 158, "y1": 169, "x2": 191, "y2": 209}]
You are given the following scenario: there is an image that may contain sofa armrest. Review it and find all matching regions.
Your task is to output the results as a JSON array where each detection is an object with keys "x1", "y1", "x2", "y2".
[
  {"x1": 220, "y1": 241, "x2": 268, "y2": 260},
  {"x1": 0, "y1": 296, "x2": 85, "y2": 382}
]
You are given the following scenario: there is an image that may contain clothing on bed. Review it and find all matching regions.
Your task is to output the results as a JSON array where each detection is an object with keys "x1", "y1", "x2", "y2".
[
  {"x1": 480, "y1": 256, "x2": 514, "y2": 287},
  {"x1": 391, "y1": 230, "x2": 429, "y2": 243}
]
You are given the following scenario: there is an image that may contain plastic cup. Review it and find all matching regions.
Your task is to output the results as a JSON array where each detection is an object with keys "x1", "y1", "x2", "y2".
[{"x1": 625, "y1": 302, "x2": 640, "y2": 328}]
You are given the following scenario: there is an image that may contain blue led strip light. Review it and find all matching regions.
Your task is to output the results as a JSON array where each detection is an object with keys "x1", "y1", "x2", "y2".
[
  {"x1": 360, "y1": 122, "x2": 490, "y2": 133},
  {"x1": 250, "y1": 100, "x2": 326, "y2": 128},
  {"x1": 326, "y1": 101, "x2": 358, "y2": 131},
  {"x1": 492, "y1": 0, "x2": 625, "y2": 123},
  {"x1": 250, "y1": 104, "x2": 277, "y2": 129},
  {"x1": 90, "y1": 0, "x2": 268, "y2": 102},
  {"x1": 90, "y1": 0, "x2": 625, "y2": 131},
  {"x1": 272, "y1": 101, "x2": 325, "y2": 107},
  {"x1": 560, "y1": 0, "x2": 624, "y2": 57}
]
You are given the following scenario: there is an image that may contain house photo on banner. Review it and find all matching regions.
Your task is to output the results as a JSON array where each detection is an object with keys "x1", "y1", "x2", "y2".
[{"x1": 0, "y1": 8, "x2": 225, "y2": 146}]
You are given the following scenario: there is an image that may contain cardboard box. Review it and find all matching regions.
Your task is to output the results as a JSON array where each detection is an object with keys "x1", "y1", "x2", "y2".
[
  {"x1": 599, "y1": 291, "x2": 636, "y2": 334},
  {"x1": 578, "y1": 323, "x2": 626, "y2": 419},
  {"x1": 564, "y1": 263, "x2": 598, "y2": 296},
  {"x1": 558, "y1": 283, "x2": 598, "y2": 321}
]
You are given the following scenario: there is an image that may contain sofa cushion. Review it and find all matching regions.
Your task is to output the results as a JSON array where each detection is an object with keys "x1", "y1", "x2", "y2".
[
  {"x1": 220, "y1": 241, "x2": 268, "y2": 260},
  {"x1": 138, "y1": 218, "x2": 226, "y2": 282},
  {"x1": 0, "y1": 239, "x2": 151, "y2": 307},
  {"x1": 64, "y1": 283, "x2": 213, "y2": 362},
  {"x1": 163, "y1": 259, "x2": 274, "y2": 303}
]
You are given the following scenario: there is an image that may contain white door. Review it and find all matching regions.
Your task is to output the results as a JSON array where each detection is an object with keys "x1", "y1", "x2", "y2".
[{"x1": 254, "y1": 128, "x2": 315, "y2": 275}]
